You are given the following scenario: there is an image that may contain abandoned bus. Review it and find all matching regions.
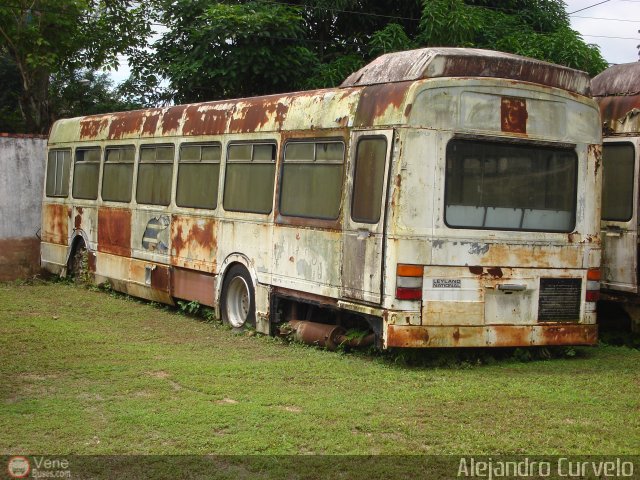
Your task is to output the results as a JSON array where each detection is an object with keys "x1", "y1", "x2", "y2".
[
  {"x1": 592, "y1": 62, "x2": 640, "y2": 331},
  {"x1": 41, "y1": 48, "x2": 602, "y2": 348}
]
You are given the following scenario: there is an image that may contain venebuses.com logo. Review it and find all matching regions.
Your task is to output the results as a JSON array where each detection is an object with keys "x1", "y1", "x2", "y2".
[{"x1": 7, "y1": 456, "x2": 30, "y2": 478}]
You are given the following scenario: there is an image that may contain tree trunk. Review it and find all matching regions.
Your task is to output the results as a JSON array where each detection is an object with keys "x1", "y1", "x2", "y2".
[{"x1": 18, "y1": 65, "x2": 50, "y2": 134}]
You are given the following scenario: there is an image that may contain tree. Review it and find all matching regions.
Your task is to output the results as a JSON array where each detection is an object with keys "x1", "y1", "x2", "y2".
[
  {"x1": 49, "y1": 69, "x2": 142, "y2": 119},
  {"x1": 129, "y1": 0, "x2": 607, "y2": 105},
  {"x1": 0, "y1": 53, "x2": 25, "y2": 132},
  {"x1": 0, "y1": 1, "x2": 152, "y2": 133}
]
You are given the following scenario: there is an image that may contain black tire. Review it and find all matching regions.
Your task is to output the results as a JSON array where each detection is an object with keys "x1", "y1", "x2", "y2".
[{"x1": 220, "y1": 264, "x2": 256, "y2": 329}]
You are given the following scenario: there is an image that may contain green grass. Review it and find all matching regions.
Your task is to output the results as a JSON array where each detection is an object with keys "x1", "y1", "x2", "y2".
[{"x1": 1, "y1": 281, "x2": 639, "y2": 457}]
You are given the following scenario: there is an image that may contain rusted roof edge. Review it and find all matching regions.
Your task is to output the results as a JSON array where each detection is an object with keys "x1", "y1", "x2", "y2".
[{"x1": 341, "y1": 47, "x2": 591, "y2": 96}]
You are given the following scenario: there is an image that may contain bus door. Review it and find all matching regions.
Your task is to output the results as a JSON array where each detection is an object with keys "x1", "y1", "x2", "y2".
[
  {"x1": 131, "y1": 144, "x2": 175, "y2": 282},
  {"x1": 601, "y1": 139, "x2": 639, "y2": 293},
  {"x1": 342, "y1": 130, "x2": 393, "y2": 304}
]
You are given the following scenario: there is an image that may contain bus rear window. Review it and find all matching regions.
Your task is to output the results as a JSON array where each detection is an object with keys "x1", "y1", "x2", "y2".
[
  {"x1": 602, "y1": 143, "x2": 635, "y2": 222},
  {"x1": 445, "y1": 139, "x2": 577, "y2": 232}
]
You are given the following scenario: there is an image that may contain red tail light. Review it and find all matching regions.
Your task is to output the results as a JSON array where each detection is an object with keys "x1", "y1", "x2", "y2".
[
  {"x1": 586, "y1": 268, "x2": 600, "y2": 302},
  {"x1": 396, "y1": 264, "x2": 423, "y2": 300}
]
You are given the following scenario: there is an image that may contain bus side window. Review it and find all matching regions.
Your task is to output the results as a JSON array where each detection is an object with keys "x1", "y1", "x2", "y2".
[
  {"x1": 280, "y1": 140, "x2": 344, "y2": 219},
  {"x1": 46, "y1": 149, "x2": 71, "y2": 198},
  {"x1": 351, "y1": 137, "x2": 387, "y2": 223},
  {"x1": 136, "y1": 144, "x2": 175, "y2": 206},
  {"x1": 223, "y1": 142, "x2": 276, "y2": 214},
  {"x1": 102, "y1": 146, "x2": 135, "y2": 203},
  {"x1": 176, "y1": 143, "x2": 221, "y2": 209},
  {"x1": 72, "y1": 147, "x2": 101, "y2": 200},
  {"x1": 602, "y1": 143, "x2": 635, "y2": 222}
]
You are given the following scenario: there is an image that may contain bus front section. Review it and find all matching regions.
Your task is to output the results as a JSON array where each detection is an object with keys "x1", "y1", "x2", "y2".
[{"x1": 382, "y1": 72, "x2": 601, "y2": 348}]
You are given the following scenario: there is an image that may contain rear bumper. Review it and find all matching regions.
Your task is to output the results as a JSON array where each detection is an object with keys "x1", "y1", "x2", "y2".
[{"x1": 385, "y1": 323, "x2": 597, "y2": 348}]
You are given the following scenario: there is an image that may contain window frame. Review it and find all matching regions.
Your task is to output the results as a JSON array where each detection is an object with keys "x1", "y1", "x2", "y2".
[
  {"x1": 72, "y1": 146, "x2": 101, "y2": 201},
  {"x1": 222, "y1": 140, "x2": 277, "y2": 215},
  {"x1": 601, "y1": 141, "x2": 636, "y2": 223},
  {"x1": 443, "y1": 137, "x2": 579, "y2": 233},
  {"x1": 136, "y1": 143, "x2": 176, "y2": 207},
  {"x1": 175, "y1": 142, "x2": 222, "y2": 210},
  {"x1": 278, "y1": 138, "x2": 346, "y2": 222},
  {"x1": 350, "y1": 136, "x2": 388, "y2": 224},
  {"x1": 101, "y1": 144, "x2": 136, "y2": 203},
  {"x1": 45, "y1": 148, "x2": 71, "y2": 198}
]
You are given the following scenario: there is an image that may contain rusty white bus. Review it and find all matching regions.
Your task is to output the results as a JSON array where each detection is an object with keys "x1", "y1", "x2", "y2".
[
  {"x1": 41, "y1": 48, "x2": 602, "y2": 349},
  {"x1": 592, "y1": 62, "x2": 640, "y2": 332}
]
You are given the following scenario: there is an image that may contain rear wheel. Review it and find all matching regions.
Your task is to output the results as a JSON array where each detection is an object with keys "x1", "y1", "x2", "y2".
[{"x1": 220, "y1": 265, "x2": 256, "y2": 329}]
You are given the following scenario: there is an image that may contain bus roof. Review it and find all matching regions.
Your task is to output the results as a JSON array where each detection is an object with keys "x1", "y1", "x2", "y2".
[
  {"x1": 49, "y1": 48, "x2": 592, "y2": 143},
  {"x1": 591, "y1": 61, "x2": 640, "y2": 97},
  {"x1": 341, "y1": 47, "x2": 591, "y2": 95},
  {"x1": 591, "y1": 62, "x2": 640, "y2": 135}
]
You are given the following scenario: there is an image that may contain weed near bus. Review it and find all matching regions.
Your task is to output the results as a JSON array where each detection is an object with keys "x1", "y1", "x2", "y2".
[{"x1": 0, "y1": 281, "x2": 638, "y2": 456}]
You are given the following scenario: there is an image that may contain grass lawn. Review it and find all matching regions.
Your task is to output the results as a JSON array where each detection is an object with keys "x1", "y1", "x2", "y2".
[{"x1": 1, "y1": 281, "x2": 639, "y2": 459}]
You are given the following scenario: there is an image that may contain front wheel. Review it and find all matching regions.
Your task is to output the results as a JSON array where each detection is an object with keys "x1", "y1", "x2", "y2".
[{"x1": 220, "y1": 265, "x2": 256, "y2": 329}]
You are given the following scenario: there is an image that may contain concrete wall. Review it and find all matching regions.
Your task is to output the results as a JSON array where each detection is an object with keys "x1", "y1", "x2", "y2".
[{"x1": 0, "y1": 134, "x2": 47, "y2": 281}]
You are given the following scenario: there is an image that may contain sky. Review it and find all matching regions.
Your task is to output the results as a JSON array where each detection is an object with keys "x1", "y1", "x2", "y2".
[
  {"x1": 566, "y1": 0, "x2": 640, "y2": 65},
  {"x1": 109, "y1": 0, "x2": 640, "y2": 85}
]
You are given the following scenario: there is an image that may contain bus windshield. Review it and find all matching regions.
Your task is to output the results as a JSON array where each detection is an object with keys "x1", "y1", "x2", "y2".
[{"x1": 445, "y1": 139, "x2": 577, "y2": 232}]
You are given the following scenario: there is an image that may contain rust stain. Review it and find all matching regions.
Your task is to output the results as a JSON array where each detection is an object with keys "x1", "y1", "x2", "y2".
[
  {"x1": 97, "y1": 208, "x2": 131, "y2": 257},
  {"x1": 469, "y1": 266, "x2": 483, "y2": 275},
  {"x1": 229, "y1": 100, "x2": 270, "y2": 133},
  {"x1": 183, "y1": 104, "x2": 228, "y2": 136},
  {"x1": 141, "y1": 108, "x2": 163, "y2": 136},
  {"x1": 487, "y1": 267, "x2": 503, "y2": 278},
  {"x1": 404, "y1": 103, "x2": 413, "y2": 117},
  {"x1": 74, "y1": 213, "x2": 82, "y2": 230},
  {"x1": 386, "y1": 324, "x2": 597, "y2": 348},
  {"x1": 335, "y1": 115, "x2": 349, "y2": 127},
  {"x1": 170, "y1": 216, "x2": 217, "y2": 272},
  {"x1": 589, "y1": 143, "x2": 602, "y2": 177},
  {"x1": 42, "y1": 203, "x2": 69, "y2": 245},
  {"x1": 354, "y1": 82, "x2": 412, "y2": 127},
  {"x1": 274, "y1": 102, "x2": 289, "y2": 126},
  {"x1": 501, "y1": 97, "x2": 527, "y2": 134},
  {"x1": 79, "y1": 116, "x2": 109, "y2": 140},
  {"x1": 596, "y1": 94, "x2": 640, "y2": 135},
  {"x1": 108, "y1": 111, "x2": 144, "y2": 140},
  {"x1": 538, "y1": 324, "x2": 597, "y2": 346},
  {"x1": 151, "y1": 265, "x2": 171, "y2": 292},
  {"x1": 171, "y1": 267, "x2": 216, "y2": 306},
  {"x1": 161, "y1": 105, "x2": 187, "y2": 134}
]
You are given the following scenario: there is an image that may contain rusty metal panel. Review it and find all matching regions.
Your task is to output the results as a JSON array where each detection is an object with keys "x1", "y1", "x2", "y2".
[
  {"x1": 271, "y1": 225, "x2": 341, "y2": 299},
  {"x1": 41, "y1": 203, "x2": 70, "y2": 245},
  {"x1": 385, "y1": 324, "x2": 597, "y2": 348},
  {"x1": 72, "y1": 206, "x2": 98, "y2": 251},
  {"x1": 353, "y1": 83, "x2": 412, "y2": 127},
  {"x1": 172, "y1": 267, "x2": 216, "y2": 306},
  {"x1": 342, "y1": 48, "x2": 591, "y2": 95},
  {"x1": 97, "y1": 207, "x2": 131, "y2": 257},
  {"x1": 170, "y1": 215, "x2": 217, "y2": 272},
  {"x1": 78, "y1": 115, "x2": 109, "y2": 141},
  {"x1": 597, "y1": 94, "x2": 640, "y2": 136}
]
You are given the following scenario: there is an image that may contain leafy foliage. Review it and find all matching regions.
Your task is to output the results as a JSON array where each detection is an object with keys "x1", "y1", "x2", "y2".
[
  {"x1": 128, "y1": 0, "x2": 607, "y2": 106},
  {"x1": 0, "y1": 0, "x2": 152, "y2": 133}
]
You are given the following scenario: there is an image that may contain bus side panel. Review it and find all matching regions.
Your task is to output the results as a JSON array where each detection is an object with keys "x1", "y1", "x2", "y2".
[
  {"x1": 170, "y1": 215, "x2": 217, "y2": 273},
  {"x1": 272, "y1": 225, "x2": 342, "y2": 299},
  {"x1": 97, "y1": 207, "x2": 131, "y2": 257},
  {"x1": 42, "y1": 203, "x2": 70, "y2": 246}
]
